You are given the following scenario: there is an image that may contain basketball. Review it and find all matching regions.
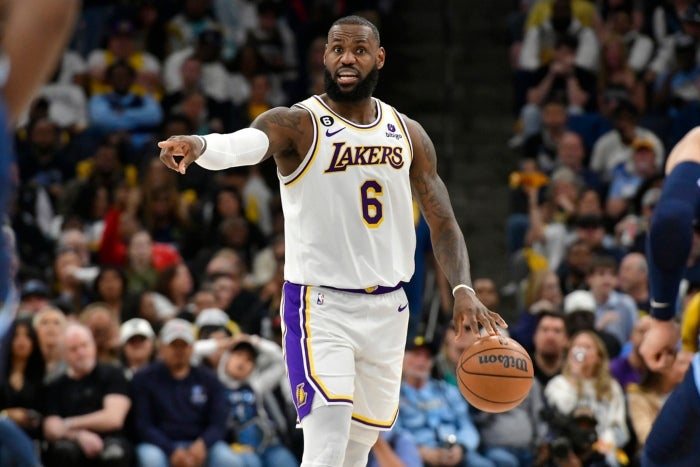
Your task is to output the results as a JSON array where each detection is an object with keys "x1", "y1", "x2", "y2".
[{"x1": 457, "y1": 335, "x2": 534, "y2": 413}]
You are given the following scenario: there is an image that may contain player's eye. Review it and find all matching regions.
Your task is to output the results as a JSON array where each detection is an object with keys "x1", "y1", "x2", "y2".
[
  {"x1": 333, "y1": 47, "x2": 343, "y2": 53},
  {"x1": 356, "y1": 48, "x2": 365, "y2": 54}
]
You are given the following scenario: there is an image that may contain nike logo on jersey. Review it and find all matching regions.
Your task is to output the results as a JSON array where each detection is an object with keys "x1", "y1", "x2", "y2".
[
  {"x1": 325, "y1": 127, "x2": 346, "y2": 137},
  {"x1": 398, "y1": 303, "x2": 408, "y2": 312},
  {"x1": 650, "y1": 299, "x2": 670, "y2": 308}
]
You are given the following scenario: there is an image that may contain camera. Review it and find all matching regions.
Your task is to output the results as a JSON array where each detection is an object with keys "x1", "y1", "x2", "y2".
[{"x1": 540, "y1": 406, "x2": 599, "y2": 461}]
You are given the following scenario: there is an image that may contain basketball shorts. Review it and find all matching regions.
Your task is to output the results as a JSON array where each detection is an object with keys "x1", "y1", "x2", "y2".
[{"x1": 282, "y1": 282, "x2": 409, "y2": 430}]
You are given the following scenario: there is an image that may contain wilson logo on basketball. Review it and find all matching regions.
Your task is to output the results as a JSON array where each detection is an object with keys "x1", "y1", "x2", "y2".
[{"x1": 478, "y1": 354, "x2": 529, "y2": 372}]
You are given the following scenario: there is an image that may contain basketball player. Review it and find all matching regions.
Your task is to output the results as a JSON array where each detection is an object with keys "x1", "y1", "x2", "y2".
[
  {"x1": 637, "y1": 126, "x2": 700, "y2": 466},
  {"x1": 0, "y1": 0, "x2": 79, "y2": 351},
  {"x1": 159, "y1": 15, "x2": 507, "y2": 467}
]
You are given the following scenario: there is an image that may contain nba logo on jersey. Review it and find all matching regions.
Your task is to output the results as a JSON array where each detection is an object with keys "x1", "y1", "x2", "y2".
[
  {"x1": 316, "y1": 293, "x2": 325, "y2": 305},
  {"x1": 296, "y1": 383, "x2": 307, "y2": 407}
]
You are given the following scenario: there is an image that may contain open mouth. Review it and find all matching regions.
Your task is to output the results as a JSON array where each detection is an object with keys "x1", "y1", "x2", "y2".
[{"x1": 336, "y1": 70, "x2": 359, "y2": 85}]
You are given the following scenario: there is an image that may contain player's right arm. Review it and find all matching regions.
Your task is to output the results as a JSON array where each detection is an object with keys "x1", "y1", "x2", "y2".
[{"x1": 158, "y1": 106, "x2": 313, "y2": 176}]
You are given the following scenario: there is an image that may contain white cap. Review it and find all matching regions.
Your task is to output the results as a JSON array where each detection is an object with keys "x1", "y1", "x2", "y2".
[
  {"x1": 120, "y1": 318, "x2": 155, "y2": 344},
  {"x1": 195, "y1": 308, "x2": 230, "y2": 329},
  {"x1": 159, "y1": 318, "x2": 195, "y2": 344},
  {"x1": 564, "y1": 290, "x2": 596, "y2": 314}
]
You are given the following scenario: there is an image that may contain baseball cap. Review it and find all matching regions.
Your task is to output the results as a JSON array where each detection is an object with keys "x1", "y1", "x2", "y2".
[
  {"x1": 405, "y1": 335, "x2": 439, "y2": 356},
  {"x1": 564, "y1": 290, "x2": 596, "y2": 314},
  {"x1": 159, "y1": 318, "x2": 195, "y2": 344},
  {"x1": 120, "y1": 318, "x2": 155, "y2": 345},
  {"x1": 631, "y1": 138, "x2": 655, "y2": 152},
  {"x1": 20, "y1": 279, "x2": 49, "y2": 300},
  {"x1": 195, "y1": 308, "x2": 230, "y2": 330}
]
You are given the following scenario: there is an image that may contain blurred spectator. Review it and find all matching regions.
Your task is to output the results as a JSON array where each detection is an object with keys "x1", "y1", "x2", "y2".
[
  {"x1": 228, "y1": 44, "x2": 288, "y2": 108},
  {"x1": 88, "y1": 61, "x2": 163, "y2": 149},
  {"x1": 55, "y1": 50, "x2": 89, "y2": 89},
  {"x1": 617, "y1": 252, "x2": 650, "y2": 314},
  {"x1": 598, "y1": 34, "x2": 647, "y2": 114},
  {"x1": 603, "y1": 5, "x2": 654, "y2": 74},
  {"x1": 570, "y1": 214, "x2": 624, "y2": 262},
  {"x1": 531, "y1": 310, "x2": 569, "y2": 389},
  {"x1": 522, "y1": 99, "x2": 568, "y2": 171},
  {"x1": 589, "y1": 100, "x2": 664, "y2": 180},
  {"x1": 17, "y1": 279, "x2": 51, "y2": 318},
  {"x1": 434, "y1": 323, "x2": 473, "y2": 387},
  {"x1": 234, "y1": 73, "x2": 275, "y2": 128},
  {"x1": 512, "y1": 271, "x2": 565, "y2": 353},
  {"x1": 244, "y1": 1, "x2": 298, "y2": 79},
  {"x1": 165, "y1": 0, "x2": 221, "y2": 54},
  {"x1": 605, "y1": 137, "x2": 662, "y2": 220},
  {"x1": 218, "y1": 337, "x2": 298, "y2": 466},
  {"x1": 520, "y1": 0, "x2": 600, "y2": 73},
  {"x1": 161, "y1": 55, "x2": 230, "y2": 131},
  {"x1": 367, "y1": 429, "x2": 422, "y2": 467},
  {"x1": 563, "y1": 289, "x2": 622, "y2": 359},
  {"x1": 43, "y1": 324, "x2": 133, "y2": 467},
  {"x1": 519, "y1": 35, "x2": 598, "y2": 140},
  {"x1": 525, "y1": 0, "x2": 601, "y2": 31},
  {"x1": 32, "y1": 307, "x2": 67, "y2": 383},
  {"x1": 87, "y1": 17, "x2": 162, "y2": 97},
  {"x1": 151, "y1": 263, "x2": 194, "y2": 318},
  {"x1": 627, "y1": 350, "x2": 692, "y2": 452},
  {"x1": 164, "y1": 28, "x2": 230, "y2": 105},
  {"x1": 557, "y1": 238, "x2": 594, "y2": 295},
  {"x1": 52, "y1": 248, "x2": 91, "y2": 315},
  {"x1": 79, "y1": 303, "x2": 121, "y2": 364},
  {"x1": 585, "y1": 255, "x2": 638, "y2": 351},
  {"x1": 20, "y1": 66, "x2": 89, "y2": 132},
  {"x1": 211, "y1": 0, "x2": 259, "y2": 62},
  {"x1": 92, "y1": 266, "x2": 136, "y2": 323},
  {"x1": 118, "y1": 318, "x2": 156, "y2": 380},
  {"x1": 0, "y1": 318, "x2": 45, "y2": 467},
  {"x1": 193, "y1": 307, "x2": 240, "y2": 370},
  {"x1": 544, "y1": 330, "x2": 629, "y2": 466},
  {"x1": 610, "y1": 315, "x2": 652, "y2": 391},
  {"x1": 130, "y1": 318, "x2": 243, "y2": 466},
  {"x1": 473, "y1": 277, "x2": 501, "y2": 314},
  {"x1": 554, "y1": 130, "x2": 603, "y2": 192},
  {"x1": 211, "y1": 270, "x2": 267, "y2": 336},
  {"x1": 247, "y1": 233, "x2": 284, "y2": 290},
  {"x1": 395, "y1": 336, "x2": 495, "y2": 467}
]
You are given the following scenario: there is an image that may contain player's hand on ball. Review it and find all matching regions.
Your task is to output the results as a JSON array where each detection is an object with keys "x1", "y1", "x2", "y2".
[
  {"x1": 158, "y1": 135, "x2": 203, "y2": 175},
  {"x1": 452, "y1": 289, "x2": 507, "y2": 339}
]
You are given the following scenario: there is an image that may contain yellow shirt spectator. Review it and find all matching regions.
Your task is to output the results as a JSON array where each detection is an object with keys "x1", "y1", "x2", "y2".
[{"x1": 526, "y1": 0, "x2": 600, "y2": 30}]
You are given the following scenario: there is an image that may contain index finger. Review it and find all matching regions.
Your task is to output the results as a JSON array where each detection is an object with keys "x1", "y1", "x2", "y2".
[{"x1": 158, "y1": 140, "x2": 180, "y2": 171}]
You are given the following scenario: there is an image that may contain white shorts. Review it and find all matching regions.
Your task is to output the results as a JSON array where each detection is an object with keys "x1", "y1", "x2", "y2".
[{"x1": 281, "y1": 282, "x2": 409, "y2": 430}]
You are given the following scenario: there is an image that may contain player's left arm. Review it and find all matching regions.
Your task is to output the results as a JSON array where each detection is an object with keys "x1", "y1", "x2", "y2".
[{"x1": 405, "y1": 117, "x2": 507, "y2": 338}]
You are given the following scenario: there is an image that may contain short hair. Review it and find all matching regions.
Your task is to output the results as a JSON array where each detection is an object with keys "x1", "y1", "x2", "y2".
[
  {"x1": 588, "y1": 255, "x2": 618, "y2": 275},
  {"x1": 331, "y1": 15, "x2": 380, "y2": 45}
]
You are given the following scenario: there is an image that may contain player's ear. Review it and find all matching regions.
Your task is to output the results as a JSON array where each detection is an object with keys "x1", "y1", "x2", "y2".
[{"x1": 376, "y1": 47, "x2": 386, "y2": 70}]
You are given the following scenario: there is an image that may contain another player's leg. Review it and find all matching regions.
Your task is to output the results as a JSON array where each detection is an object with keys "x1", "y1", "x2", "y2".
[
  {"x1": 646, "y1": 161, "x2": 700, "y2": 318},
  {"x1": 642, "y1": 354, "x2": 700, "y2": 466}
]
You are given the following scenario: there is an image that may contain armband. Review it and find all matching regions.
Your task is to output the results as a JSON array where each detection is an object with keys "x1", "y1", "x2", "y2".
[
  {"x1": 195, "y1": 128, "x2": 270, "y2": 170},
  {"x1": 452, "y1": 284, "x2": 476, "y2": 297}
]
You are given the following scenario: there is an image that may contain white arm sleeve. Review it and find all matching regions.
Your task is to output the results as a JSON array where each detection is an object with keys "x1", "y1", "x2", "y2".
[{"x1": 194, "y1": 127, "x2": 270, "y2": 171}]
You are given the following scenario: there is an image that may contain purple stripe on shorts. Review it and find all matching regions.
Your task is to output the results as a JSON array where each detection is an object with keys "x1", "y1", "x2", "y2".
[{"x1": 283, "y1": 282, "x2": 315, "y2": 421}]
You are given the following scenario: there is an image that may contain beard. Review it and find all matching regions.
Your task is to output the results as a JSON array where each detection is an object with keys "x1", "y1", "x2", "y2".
[{"x1": 324, "y1": 66, "x2": 379, "y2": 103}]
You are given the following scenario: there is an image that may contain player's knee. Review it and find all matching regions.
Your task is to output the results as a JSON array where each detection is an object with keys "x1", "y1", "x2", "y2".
[
  {"x1": 649, "y1": 199, "x2": 694, "y2": 269},
  {"x1": 303, "y1": 438, "x2": 348, "y2": 467}
]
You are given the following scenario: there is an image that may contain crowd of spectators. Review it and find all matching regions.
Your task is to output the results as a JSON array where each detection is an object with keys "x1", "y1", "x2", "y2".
[{"x1": 3, "y1": 0, "x2": 699, "y2": 466}]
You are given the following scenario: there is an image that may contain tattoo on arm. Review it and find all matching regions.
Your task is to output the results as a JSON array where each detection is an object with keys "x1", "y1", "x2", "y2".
[{"x1": 411, "y1": 122, "x2": 471, "y2": 287}]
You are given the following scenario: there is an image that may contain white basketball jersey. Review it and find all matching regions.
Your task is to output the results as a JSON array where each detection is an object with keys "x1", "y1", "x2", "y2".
[{"x1": 280, "y1": 95, "x2": 416, "y2": 289}]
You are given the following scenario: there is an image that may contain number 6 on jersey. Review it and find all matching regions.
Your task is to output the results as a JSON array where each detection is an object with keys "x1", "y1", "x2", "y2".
[{"x1": 361, "y1": 180, "x2": 383, "y2": 227}]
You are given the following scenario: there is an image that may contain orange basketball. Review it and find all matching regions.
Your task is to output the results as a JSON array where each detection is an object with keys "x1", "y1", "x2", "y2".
[{"x1": 457, "y1": 335, "x2": 534, "y2": 413}]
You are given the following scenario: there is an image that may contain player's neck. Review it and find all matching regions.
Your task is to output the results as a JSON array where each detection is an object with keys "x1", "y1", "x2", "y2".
[{"x1": 321, "y1": 94, "x2": 377, "y2": 125}]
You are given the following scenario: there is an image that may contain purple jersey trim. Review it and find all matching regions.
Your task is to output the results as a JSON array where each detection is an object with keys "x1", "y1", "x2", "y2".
[{"x1": 283, "y1": 282, "x2": 354, "y2": 422}]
